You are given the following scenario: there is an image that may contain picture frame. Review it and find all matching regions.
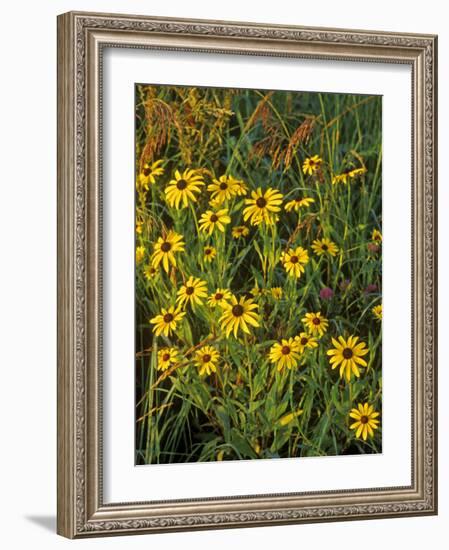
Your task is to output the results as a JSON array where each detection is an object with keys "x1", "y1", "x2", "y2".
[{"x1": 57, "y1": 11, "x2": 438, "y2": 538}]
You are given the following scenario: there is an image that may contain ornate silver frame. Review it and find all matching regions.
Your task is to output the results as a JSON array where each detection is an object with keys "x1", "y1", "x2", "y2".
[{"x1": 57, "y1": 11, "x2": 438, "y2": 538}]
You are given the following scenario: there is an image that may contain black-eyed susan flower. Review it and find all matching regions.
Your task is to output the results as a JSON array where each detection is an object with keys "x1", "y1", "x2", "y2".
[
  {"x1": 207, "y1": 175, "x2": 235, "y2": 203},
  {"x1": 203, "y1": 245, "x2": 217, "y2": 263},
  {"x1": 311, "y1": 238, "x2": 339, "y2": 257},
  {"x1": 349, "y1": 403, "x2": 380, "y2": 440},
  {"x1": 332, "y1": 166, "x2": 367, "y2": 185},
  {"x1": 176, "y1": 276, "x2": 208, "y2": 307},
  {"x1": 284, "y1": 196, "x2": 315, "y2": 212},
  {"x1": 165, "y1": 168, "x2": 204, "y2": 209},
  {"x1": 281, "y1": 246, "x2": 309, "y2": 278},
  {"x1": 333, "y1": 168, "x2": 359, "y2": 185},
  {"x1": 372, "y1": 228, "x2": 382, "y2": 242},
  {"x1": 157, "y1": 347, "x2": 179, "y2": 371},
  {"x1": 243, "y1": 187, "x2": 283, "y2": 226},
  {"x1": 208, "y1": 197, "x2": 223, "y2": 209},
  {"x1": 294, "y1": 332, "x2": 318, "y2": 353},
  {"x1": 348, "y1": 166, "x2": 367, "y2": 178},
  {"x1": 136, "y1": 245, "x2": 146, "y2": 264},
  {"x1": 150, "y1": 306, "x2": 186, "y2": 337},
  {"x1": 327, "y1": 335, "x2": 369, "y2": 382},
  {"x1": 207, "y1": 174, "x2": 247, "y2": 204},
  {"x1": 137, "y1": 159, "x2": 164, "y2": 191},
  {"x1": 250, "y1": 282, "x2": 264, "y2": 299},
  {"x1": 232, "y1": 225, "x2": 250, "y2": 239},
  {"x1": 301, "y1": 312, "x2": 329, "y2": 338},
  {"x1": 151, "y1": 230, "x2": 185, "y2": 273},
  {"x1": 144, "y1": 264, "x2": 158, "y2": 281},
  {"x1": 269, "y1": 338, "x2": 302, "y2": 372},
  {"x1": 219, "y1": 295, "x2": 260, "y2": 338},
  {"x1": 332, "y1": 171, "x2": 351, "y2": 185},
  {"x1": 207, "y1": 288, "x2": 232, "y2": 308},
  {"x1": 302, "y1": 154, "x2": 322, "y2": 175},
  {"x1": 199, "y1": 208, "x2": 231, "y2": 236},
  {"x1": 372, "y1": 304, "x2": 382, "y2": 320},
  {"x1": 230, "y1": 177, "x2": 248, "y2": 196},
  {"x1": 195, "y1": 346, "x2": 220, "y2": 376},
  {"x1": 270, "y1": 287, "x2": 283, "y2": 300}
]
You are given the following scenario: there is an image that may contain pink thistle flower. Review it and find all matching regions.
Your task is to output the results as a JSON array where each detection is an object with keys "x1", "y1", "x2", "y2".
[{"x1": 319, "y1": 287, "x2": 334, "y2": 300}]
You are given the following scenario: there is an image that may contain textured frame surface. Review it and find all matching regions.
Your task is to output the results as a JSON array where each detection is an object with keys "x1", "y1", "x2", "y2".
[{"x1": 57, "y1": 11, "x2": 438, "y2": 539}]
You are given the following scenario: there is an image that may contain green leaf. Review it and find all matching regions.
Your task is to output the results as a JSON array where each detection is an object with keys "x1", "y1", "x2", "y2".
[
  {"x1": 215, "y1": 406, "x2": 231, "y2": 442},
  {"x1": 230, "y1": 429, "x2": 257, "y2": 459}
]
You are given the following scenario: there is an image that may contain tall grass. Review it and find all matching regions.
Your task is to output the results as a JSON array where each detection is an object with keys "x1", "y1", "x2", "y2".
[{"x1": 135, "y1": 85, "x2": 382, "y2": 464}]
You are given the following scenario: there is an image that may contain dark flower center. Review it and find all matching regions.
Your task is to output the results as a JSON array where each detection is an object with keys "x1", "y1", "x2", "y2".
[
  {"x1": 143, "y1": 167, "x2": 151, "y2": 176},
  {"x1": 176, "y1": 179, "x2": 187, "y2": 190},
  {"x1": 163, "y1": 313, "x2": 174, "y2": 323},
  {"x1": 309, "y1": 159, "x2": 315, "y2": 166},
  {"x1": 312, "y1": 317, "x2": 321, "y2": 325},
  {"x1": 321, "y1": 244, "x2": 328, "y2": 251},
  {"x1": 210, "y1": 214, "x2": 219, "y2": 223},
  {"x1": 232, "y1": 304, "x2": 244, "y2": 317},
  {"x1": 290, "y1": 255, "x2": 299, "y2": 264},
  {"x1": 160, "y1": 241, "x2": 172, "y2": 252},
  {"x1": 215, "y1": 293, "x2": 223, "y2": 300},
  {"x1": 205, "y1": 248, "x2": 212, "y2": 255},
  {"x1": 281, "y1": 346, "x2": 291, "y2": 355},
  {"x1": 219, "y1": 182, "x2": 228, "y2": 190},
  {"x1": 343, "y1": 347, "x2": 353, "y2": 359},
  {"x1": 256, "y1": 197, "x2": 267, "y2": 208},
  {"x1": 300, "y1": 337, "x2": 308, "y2": 345},
  {"x1": 360, "y1": 415, "x2": 369, "y2": 424},
  {"x1": 162, "y1": 353, "x2": 170, "y2": 362},
  {"x1": 185, "y1": 286, "x2": 194, "y2": 295},
  {"x1": 202, "y1": 354, "x2": 211, "y2": 363}
]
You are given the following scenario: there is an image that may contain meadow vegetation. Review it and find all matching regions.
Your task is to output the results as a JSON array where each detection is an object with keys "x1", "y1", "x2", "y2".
[{"x1": 135, "y1": 85, "x2": 382, "y2": 464}]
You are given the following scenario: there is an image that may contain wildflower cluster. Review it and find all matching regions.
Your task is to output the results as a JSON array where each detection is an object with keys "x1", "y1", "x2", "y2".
[{"x1": 135, "y1": 85, "x2": 382, "y2": 463}]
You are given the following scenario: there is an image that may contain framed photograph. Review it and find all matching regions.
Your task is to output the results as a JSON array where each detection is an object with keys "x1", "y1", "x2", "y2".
[{"x1": 57, "y1": 11, "x2": 438, "y2": 538}]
